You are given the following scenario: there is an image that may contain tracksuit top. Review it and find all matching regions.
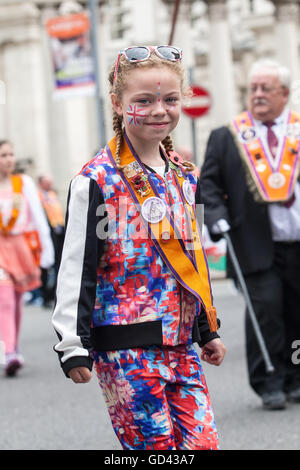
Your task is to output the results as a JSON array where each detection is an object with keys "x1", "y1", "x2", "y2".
[{"x1": 52, "y1": 146, "x2": 220, "y2": 376}]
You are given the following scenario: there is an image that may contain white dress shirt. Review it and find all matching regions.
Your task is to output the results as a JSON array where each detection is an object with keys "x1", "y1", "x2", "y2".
[{"x1": 254, "y1": 108, "x2": 300, "y2": 242}]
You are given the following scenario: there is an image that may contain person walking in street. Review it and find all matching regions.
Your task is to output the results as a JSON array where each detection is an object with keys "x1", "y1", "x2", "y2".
[
  {"x1": 38, "y1": 175, "x2": 65, "y2": 308},
  {"x1": 0, "y1": 140, "x2": 54, "y2": 376},
  {"x1": 52, "y1": 45, "x2": 226, "y2": 450},
  {"x1": 200, "y1": 58, "x2": 300, "y2": 410}
]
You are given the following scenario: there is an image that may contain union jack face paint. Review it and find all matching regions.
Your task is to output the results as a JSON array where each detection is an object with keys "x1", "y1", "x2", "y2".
[{"x1": 126, "y1": 105, "x2": 147, "y2": 126}]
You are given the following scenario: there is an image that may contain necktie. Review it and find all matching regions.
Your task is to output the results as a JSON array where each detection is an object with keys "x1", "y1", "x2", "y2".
[
  {"x1": 263, "y1": 121, "x2": 295, "y2": 207},
  {"x1": 263, "y1": 121, "x2": 278, "y2": 159}
]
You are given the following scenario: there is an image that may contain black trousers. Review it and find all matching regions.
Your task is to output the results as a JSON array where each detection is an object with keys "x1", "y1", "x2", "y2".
[
  {"x1": 41, "y1": 227, "x2": 65, "y2": 304},
  {"x1": 244, "y1": 242, "x2": 300, "y2": 396}
]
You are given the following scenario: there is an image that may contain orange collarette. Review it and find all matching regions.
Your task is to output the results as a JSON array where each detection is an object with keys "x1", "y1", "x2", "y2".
[{"x1": 232, "y1": 111, "x2": 300, "y2": 202}]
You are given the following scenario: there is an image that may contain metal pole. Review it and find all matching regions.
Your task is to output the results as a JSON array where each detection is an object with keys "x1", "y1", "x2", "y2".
[
  {"x1": 191, "y1": 119, "x2": 198, "y2": 167},
  {"x1": 168, "y1": 0, "x2": 181, "y2": 45},
  {"x1": 223, "y1": 231, "x2": 275, "y2": 375},
  {"x1": 88, "y1": 0, "x2": 106, "y2": 148},
  {"x1": 188, "y1": 67, "x2": 198, "y2": 167}
]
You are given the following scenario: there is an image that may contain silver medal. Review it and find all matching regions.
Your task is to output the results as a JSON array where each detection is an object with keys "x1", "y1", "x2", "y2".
[
  {"x1": 268, "y1": 172, "x2": 286, "y2": 189},
  {"x1": 182, "y1": 180, "x2": 195, "y2": 205},
  {"x1": 141, "y1": 197, "x2": 166, "y2": 223}
]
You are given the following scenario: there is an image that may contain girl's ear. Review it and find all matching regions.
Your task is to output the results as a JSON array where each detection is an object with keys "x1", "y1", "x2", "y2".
[{"x1": 111, "y1": 93, "x2": 123, "y2": 116}]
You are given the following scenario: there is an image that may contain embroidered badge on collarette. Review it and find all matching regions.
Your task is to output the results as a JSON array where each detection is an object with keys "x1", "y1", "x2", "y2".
[
  {"x1": 238, "y1": 126, "x2": 257, "y2": 144},
  {"x1": 123, "y1": 161, "x2": 142, "y2": 178},
  {"x1": 169, "y1": 160, "x2": 183, "y2": 177},
  {"x1": 169, "y1": 151, "x2": 185, "y2": 177},
  {"x1": 287, "y1": 122, "x2": 300, "y2": 141},
  {"x1": 123, "y1": 161, "x2": 151, "y2": 197}
]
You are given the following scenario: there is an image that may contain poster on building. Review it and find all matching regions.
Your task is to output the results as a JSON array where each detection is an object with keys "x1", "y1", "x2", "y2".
[{"x1": 46, "y1": 12, "x2": 95, "y2": 98}]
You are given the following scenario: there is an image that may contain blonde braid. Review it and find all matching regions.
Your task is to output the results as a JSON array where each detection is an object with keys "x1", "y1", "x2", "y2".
[
  {"x1": 161, "y1": 135, "x2": 174, "y2": 156},
  {"x1": 182, "y1": 160, "x2": 196, "y2": 173},
  {"x1": 162, "y1": 135, "x2": 196, "y2": 173},
  {"x1": 112, "y1": 111, "x2": 125, "y2": 170}
]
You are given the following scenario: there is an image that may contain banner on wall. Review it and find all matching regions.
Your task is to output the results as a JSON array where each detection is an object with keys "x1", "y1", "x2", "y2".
[{"x1": 46, "y1": 12, "x2": 96, "y2": 99}]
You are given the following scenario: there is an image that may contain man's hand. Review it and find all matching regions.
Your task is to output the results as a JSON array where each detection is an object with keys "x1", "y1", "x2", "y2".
[
  {"x1": 211, "y1": 218, "x2": 230, "y2": 234},
  {"x1": 68, "y1": 367, "x2": 92, "y2": 383},
  {"x1": 201, "y1": 338, "x2": 226, "y2": 366}
]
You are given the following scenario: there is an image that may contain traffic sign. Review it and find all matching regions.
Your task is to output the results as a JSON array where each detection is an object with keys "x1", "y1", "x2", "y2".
[{"x1": 182, "y1": 85, "x2": 212, "y2": 119}]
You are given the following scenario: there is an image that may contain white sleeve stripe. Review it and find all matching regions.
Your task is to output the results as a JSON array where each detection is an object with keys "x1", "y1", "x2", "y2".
[{"x1": 52, "y1": 175, "x2": 91, "y2": 363}]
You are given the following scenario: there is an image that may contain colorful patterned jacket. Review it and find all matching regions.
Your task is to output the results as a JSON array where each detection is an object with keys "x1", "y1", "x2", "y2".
[{"x1": 52, "y1": 143, "x2": 220, "y2": 376}]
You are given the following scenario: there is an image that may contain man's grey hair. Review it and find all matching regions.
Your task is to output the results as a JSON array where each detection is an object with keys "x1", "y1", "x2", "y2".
[{"x1": 248, "y1": 58, "x2": 291, "y2": 89}]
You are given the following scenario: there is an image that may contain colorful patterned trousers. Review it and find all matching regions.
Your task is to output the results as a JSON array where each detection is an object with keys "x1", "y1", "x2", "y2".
[{"x1": 94, "y1": 343, "x2": 219, "y2": 450}]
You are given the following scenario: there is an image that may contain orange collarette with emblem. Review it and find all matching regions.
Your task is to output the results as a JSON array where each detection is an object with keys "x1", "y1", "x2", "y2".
[{"x1": 232, "y1": 110, "x2": 300, "y2": 203}]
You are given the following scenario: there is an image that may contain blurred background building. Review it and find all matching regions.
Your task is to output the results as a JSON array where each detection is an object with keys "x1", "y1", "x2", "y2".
[{"x1": 0, "y1": 0, "x2": 300, "y2": 203}]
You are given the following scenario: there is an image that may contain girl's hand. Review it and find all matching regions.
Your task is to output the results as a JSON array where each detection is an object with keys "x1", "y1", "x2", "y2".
[
  {"x1": 200, "y1": 338, "x2": 226, "y2": 366},
  {"x1": 68, "y1": 367, "x2": 92, "y2": 383}
]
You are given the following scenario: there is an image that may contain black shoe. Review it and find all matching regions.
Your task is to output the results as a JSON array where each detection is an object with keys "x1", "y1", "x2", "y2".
[
  {"x1": 287, "y1": 387, "x2": 300, "y2": 403},
  {"x1": 5, "y1": 355, "x2": 23, "y2": 377},
  {"x1": 262, "y1": 391, "x2": 287, "y2": 410}
]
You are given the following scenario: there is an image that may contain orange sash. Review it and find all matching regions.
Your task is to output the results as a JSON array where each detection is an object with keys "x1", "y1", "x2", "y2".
[
  {"x1": 0, "y1": 174, "x2": 23, "y2": 234},
  {"x1": 232, "y1": 110, "x2": 300, "y2": 202},
  {"x1": 39, "y1": 190, "x2": 64, "y2": 228},
  {"x1": 0, "y1": 174, "x2": 42, "y2": 266},
  {"x1": 24, "y1": 230, "x2": 42, "y2": 267},
  {"x1": 106, "y1": 136, "x2": 218, "y2": 332}
]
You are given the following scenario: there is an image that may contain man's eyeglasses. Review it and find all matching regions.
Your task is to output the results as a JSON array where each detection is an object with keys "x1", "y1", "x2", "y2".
[
  {"x1": 249, "y1": 84, "x2": 285, "y2": 95},
  {"x1": 113, "y1": 45, "x2": 182, "y2": 83}
]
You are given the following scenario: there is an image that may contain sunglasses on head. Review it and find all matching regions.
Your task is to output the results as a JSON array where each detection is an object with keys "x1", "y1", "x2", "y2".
[{"x1": 113, "y1": 45, "x2": 182, "y2": 83}]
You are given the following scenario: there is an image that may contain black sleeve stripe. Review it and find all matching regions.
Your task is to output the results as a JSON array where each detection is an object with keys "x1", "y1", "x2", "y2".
[
  {"x1": 52, "y1": 175, "x2": 104, "y2": 367},
  {"x1": 77, "y1": 179, "x2": 104, "y2": 349}
]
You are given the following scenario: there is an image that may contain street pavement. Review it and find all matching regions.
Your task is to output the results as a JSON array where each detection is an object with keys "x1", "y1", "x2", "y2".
[{"x1": 0, "y1": 278, "x2": 299, "y2": 450}]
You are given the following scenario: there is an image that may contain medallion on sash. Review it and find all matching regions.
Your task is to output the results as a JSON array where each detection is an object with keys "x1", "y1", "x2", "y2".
[
  {"x1": 182, "y1": 179, "x2": 195, "y2": 205},
  {"x1": 141, "y1": 197, "x2": 166, "y2": 223}
]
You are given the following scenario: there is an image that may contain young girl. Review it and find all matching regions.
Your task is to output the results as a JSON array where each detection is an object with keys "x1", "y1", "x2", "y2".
[
  {"x1": 0, "y1": 140, "x2": 54, "y2": 376},
  {"x1": 52, "y1": 45, "x2": 226, "y2": 450}
]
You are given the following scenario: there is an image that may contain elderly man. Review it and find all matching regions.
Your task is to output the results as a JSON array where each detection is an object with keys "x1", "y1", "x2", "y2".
[{"x1": 200, "y1": 59, "x2": 300, "y2": 410}]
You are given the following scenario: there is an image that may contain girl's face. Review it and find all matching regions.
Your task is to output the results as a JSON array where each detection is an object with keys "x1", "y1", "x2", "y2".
[
  {"x1": 112, "y1": 66, "x2": 182, "y2": 147},
  {"x1": 0, "y1": 143, "x2": 15, "y2": 177}
]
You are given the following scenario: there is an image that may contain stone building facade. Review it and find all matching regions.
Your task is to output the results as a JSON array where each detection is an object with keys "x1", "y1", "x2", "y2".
[{"x1": 0, "y1": 0, "x2": 299, "y2": 201}]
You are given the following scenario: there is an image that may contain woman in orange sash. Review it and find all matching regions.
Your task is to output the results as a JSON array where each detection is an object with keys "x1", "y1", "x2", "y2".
[{"x1": 0, "y1": 140, "x2": 54, "y2": 376}]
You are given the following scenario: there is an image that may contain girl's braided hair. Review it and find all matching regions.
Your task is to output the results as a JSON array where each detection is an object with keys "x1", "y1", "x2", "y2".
[{"x1": 108, "y1": 51, "x2": 194, "y2": 171}]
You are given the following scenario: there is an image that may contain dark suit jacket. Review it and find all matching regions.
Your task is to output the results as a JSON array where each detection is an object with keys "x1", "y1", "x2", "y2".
[{"x1": 200, "y1": 125, "x2": 274, "y2": 277}]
